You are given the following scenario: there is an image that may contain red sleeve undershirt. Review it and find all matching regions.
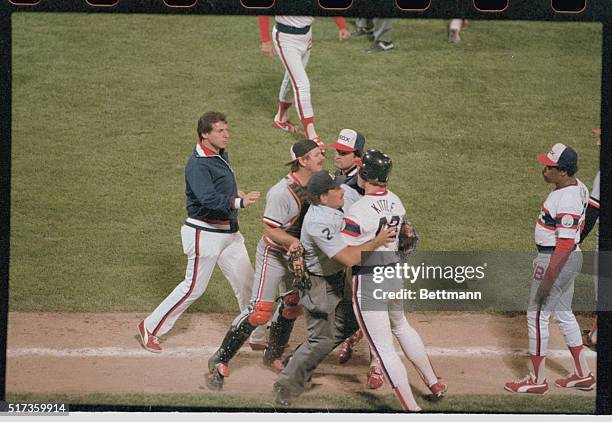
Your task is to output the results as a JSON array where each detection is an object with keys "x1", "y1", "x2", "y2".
[
  {"x1": 258, "y1": 15, "x2": 271, "y2": 43},
  {"x1": 541, "y1": 238, "x2": 574, "y2": 287},
  {"x1": 333, "y1": 17, "x2": 347, "y2": 30}
]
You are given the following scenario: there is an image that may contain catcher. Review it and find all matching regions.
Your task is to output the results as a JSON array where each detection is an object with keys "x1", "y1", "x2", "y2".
[{"x1": 273, "y1": 170, "x2": 395, "y2": 406}]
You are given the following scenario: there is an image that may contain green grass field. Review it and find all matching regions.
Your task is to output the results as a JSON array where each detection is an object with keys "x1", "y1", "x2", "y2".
[
  {"x1": 6, "y1": 392, "x2": 596, "y2": 414},
  {"x1": 8, "y1": 14, "x2": 601, "y2": 414},
  {"x1": 10, "y1": 14, "x2": 601, "y2": 314}
]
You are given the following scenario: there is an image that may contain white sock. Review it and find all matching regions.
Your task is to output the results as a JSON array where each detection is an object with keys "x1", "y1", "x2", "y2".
[{"x1": 449, "y1": 19, "x2": 462, "y2": 31}]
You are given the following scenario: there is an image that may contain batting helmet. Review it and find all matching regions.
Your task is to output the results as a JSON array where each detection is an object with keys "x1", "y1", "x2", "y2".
[{"x1": 359, "y1": 149, "x2": 392, "y2": 183}]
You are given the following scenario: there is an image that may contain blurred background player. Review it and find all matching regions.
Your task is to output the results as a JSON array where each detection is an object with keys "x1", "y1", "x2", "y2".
[
  {"x1": 505, "y1": 143, "x2": 595, "y2": 394},
  {"x1": 448, "y1": 19, "x2": 468, "y2": 44},
  {"x1": 207, "y1": 140, "x2": 325, "y2": 391},
  {"x1": 580, "y1": 128, "x2": 601, "y2": 350},
  {"x1": 258, "y1": 16, "x2": 350, "y2": 147},
  {"x1": 343, "y1": 150, "x2": 447, "y2": 411},
  {"x1": 351, "y1": 18, "x2": 394, "y2": 53}
]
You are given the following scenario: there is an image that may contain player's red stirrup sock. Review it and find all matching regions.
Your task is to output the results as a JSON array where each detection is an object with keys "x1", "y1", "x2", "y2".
[
  {"x1": 530, "y1": 355, "x2": 546, "y2": 384},
  {"x1": 301, "y1": 116, "x2": 317, "y2": 140},
  {"x1": 275, "y1": 101, "x2": 293, "y2": 123},
  {"x1": 568, "y1": 345, "x2": 590, "y2": 377}
]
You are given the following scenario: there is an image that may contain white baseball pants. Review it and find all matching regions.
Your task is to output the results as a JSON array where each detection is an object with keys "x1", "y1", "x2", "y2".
[
  {"x1": 527, "y1": 251, "x2": 583, "y2": 356},
  {"x1": 272, "y1": 26, "x2": 313, "y2": 120},
  {"x1": 144, "y1": 224, "x2": 266, "y2": 344}
]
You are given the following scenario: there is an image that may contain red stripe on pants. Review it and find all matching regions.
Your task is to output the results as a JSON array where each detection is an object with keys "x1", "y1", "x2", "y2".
[
  {"x1": 275, "y1": 30, "x2": 305, "y2": 119},
  {"x1": 256, "y1": 246, "x2": 271, "y2": 301},
  {"x1": 153, "y1": 228, "x2": 201, "y2": 336},
  {"x1": 352, "y1": 275, "x2": 393, "y2": 385},
  {"x1": 535, "y1": 305, "x2": 541, "y2": 356}
]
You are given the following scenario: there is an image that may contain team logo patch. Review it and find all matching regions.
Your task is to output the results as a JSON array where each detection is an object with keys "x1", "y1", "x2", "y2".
[{"x1": 561, "y1": 214, "x2": 574, "y2": 228}]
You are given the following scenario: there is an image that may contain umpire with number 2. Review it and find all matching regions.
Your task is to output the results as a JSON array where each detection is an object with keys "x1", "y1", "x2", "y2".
[{"x1": 273, "y1": 171, "x2": 393, "y2": 405}]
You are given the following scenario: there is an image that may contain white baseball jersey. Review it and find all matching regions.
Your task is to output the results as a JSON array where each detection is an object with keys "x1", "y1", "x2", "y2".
[
  {"x1": 534, "y1": 180, "x2": 588, "y2": 247},
  {"x1": 342, "y1": 188, "x2": 406, "y2": 252},
  {"x1": 275, "y1": 16, "x2": 314, "y2": 28}
]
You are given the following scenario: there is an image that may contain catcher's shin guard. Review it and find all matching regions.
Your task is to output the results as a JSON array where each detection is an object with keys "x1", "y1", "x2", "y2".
[
  {"x1": 217, "y1": 316, "x2": 256, "y2": 364},
  {"x1": 263, "y1": 314, "x2": 296, "y2": 369}
]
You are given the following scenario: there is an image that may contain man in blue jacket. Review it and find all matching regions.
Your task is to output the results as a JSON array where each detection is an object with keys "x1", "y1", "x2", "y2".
[{"x1": 138, "y1": 111, "x2": 266, "y2": 353}]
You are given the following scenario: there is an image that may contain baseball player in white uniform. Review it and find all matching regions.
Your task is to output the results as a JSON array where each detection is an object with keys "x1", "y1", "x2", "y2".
[
  {"x1": 330, "y1": 129, "x2": 385, "y2": 389},
  {"x1": 258, "y1": 15, "x2": 349, "y2": 148},
  {"x1": 505, "y1": 143, "x2": 596, "y2": 394},
  {"x1": 580, "y1": 128, "x2": 601, "y2": 349},
  {"x1": 206, "y1": 139, "x2": 325, "y2": 391},
  {"x1": 137, "y1": 111, "x2": 266, "y2": 352},
  {"x1": 342, "y1": 150, "x2": 447, "y2": 412}
]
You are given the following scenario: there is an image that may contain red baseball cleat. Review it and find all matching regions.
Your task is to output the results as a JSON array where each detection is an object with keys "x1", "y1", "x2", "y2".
[
  {"x1": 504, "y1": 374, "x2": 549, "y2": 394},
  {"x1": 366, "y1": 365, "x2": 384, "y2": 390},
  {"x1": 554, "y1": 373, "x2": 596, "y2": 391},
  {"x1": 273, "y1": 119, "x2": 301, "y2": 134},
  {"x1": 337, "y1": 340, "x2": 353, "y2": 365},
  {"x1": 429, "y1": 380, "x2": 448, "y2": 398},
  {"x1": 312, "y1": 136, "x2": 326, "y2": 150},
  {"x1": 138, "y1": 320, "x2": 162, "y2": 353}
]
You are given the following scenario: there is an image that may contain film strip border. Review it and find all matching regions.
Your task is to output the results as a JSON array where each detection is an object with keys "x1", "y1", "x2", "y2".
[{"x1": 0, "y1": 0, "x2": 610, "y2": 21}]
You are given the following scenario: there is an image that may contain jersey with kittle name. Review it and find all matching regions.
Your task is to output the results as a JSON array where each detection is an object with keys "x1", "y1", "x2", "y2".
[
  {"x1": 341, "y1": 189, "x2": 406, "y2": 253},
  {"x1": 535, "y1": 180, "x2": 589, "y2": 247},
  {"x1": 275, "y1": 16, "x2": 314, "y2": 28}
]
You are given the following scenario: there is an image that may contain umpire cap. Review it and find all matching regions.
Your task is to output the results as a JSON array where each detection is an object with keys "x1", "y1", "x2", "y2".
[
  {"x1": 359, "y1": 149, "x2": 392, "y2": 183},
  {"x1": 307, "y1": 171, "x2": 346, "y2": 197}
]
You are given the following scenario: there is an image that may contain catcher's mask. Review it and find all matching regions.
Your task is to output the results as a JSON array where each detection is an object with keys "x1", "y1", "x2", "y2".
[{"x1": 359, "y1": 149, "x2": 392, "y2": 183}]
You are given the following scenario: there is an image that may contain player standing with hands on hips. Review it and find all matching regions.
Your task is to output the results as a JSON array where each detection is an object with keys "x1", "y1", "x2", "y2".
[
  {"x1": 343, "y1": 150, "x2": 447, "y2": 412},
  {"x1": 138, "y1": 111, "x2": 266, "y2": 352},
  {"x1": 505, "y1": 143, "x2": 595, "y2": 394},
  {"x1": 258, "y1": 16, "x2": 350, "y2": 148}
]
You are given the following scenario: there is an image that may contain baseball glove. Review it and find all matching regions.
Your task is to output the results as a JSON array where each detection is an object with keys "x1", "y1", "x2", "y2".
[
  {"x1": 289, "y1": 244, "x2": 311, "y2": 291},
  {"x1": 398, "y1": 221, "x2": 419, "y2": 259}
]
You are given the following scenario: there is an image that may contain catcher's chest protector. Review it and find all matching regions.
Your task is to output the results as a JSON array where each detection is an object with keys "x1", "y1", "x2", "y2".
[{"x1": 285, "y1": 176, "x2": 311, "y2": 239}]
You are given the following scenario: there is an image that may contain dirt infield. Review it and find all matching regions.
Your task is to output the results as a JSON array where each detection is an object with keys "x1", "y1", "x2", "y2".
[{"x1": 5, "y1": 312, "x2": 596, "y2": 401}]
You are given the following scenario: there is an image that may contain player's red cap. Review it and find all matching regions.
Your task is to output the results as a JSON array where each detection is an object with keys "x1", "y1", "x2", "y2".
[
  {"x1": 536, "y1": 143, "x2": 577, "y2": 169},
  {"x1": 330, "y1": 129, "x2": 366, "y2": 154}
]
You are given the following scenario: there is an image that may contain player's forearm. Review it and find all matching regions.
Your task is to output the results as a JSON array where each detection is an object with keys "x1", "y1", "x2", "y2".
[
  {"x1": 332, "y1": 247, "x2": 361, "y2": 267},
  {"x1": 263, "y1": 225, "x2": 298, "y2": 248},
  {"x1": 334, "y1": 238, "x2": 380, "y2": 267},
  {"x1": 196, "y1": 190, "x2": 242, "y2": 211},
  {"x1": 541, "y1": 239, "x2": 574, "y2": 287}
]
